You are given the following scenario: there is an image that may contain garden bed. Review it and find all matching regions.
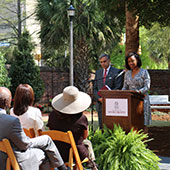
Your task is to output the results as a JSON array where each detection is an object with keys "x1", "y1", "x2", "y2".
[{"x1": 147, "y1": 112, "x2": 170, "y2": 157}]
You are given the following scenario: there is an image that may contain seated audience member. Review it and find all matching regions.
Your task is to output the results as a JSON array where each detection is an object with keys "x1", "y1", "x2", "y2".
[
  {"x1": 47, "y1": 86, "x2": 98, "y2": 170},
  {"x1": 10, "y1": 84, "x2": 44, "y2": 136},
  {"x1": 0, "y1": 87, "x2": 70, "y2": 170}
]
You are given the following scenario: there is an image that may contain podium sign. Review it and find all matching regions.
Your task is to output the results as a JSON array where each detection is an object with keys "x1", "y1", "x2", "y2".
[
  {"x1": 106, "y1": 98, "x2": 128, "y2": 117},
  {"x1": 100, "y1": 90, "x2": 144, "y2": 132}
]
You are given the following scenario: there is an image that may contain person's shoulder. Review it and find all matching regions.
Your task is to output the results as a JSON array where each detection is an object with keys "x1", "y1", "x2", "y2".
[
  {"x1": 95, "y1": 68, "x2": 103, "y2": 73},
  {"x1": 25, "y1": 107, "x2": 42, "y2": 119},
  {"x1": 9, "y1": 107, "x2": 14, "y2": 115},
  {"x1": 125, "y1": 69, "x2": 131, "y2": 73},
  {"x1": 48, "y1": 109, "x2": 60, "y2": 119},
  {"x1": 80, "y1": 113, "x2": 88, "y2": 122},
  {"x1": 110, "y1": 66, "x2": 121, "y2": 73},
  {"x1": 0, "y1": 113, "x2": 19, "y2": 123},
  {"x1": 140, "y1": 68, "x2": 149, "y2": 74},
  {"x1": 124, "y1": 70, "x2": 131, "y2": 76},
  {"x1": 29, "y1": 106, "x2": 41, "y2": 113}
]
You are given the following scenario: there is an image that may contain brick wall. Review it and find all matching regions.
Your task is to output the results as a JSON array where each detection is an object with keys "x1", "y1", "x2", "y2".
[
  {"x1": 39, "y1": 67, "x2": 170, "y2": 102},
  {"x1": 40, "y1": 67, "x2": 69, "y2": 103},
  {"x1": 148, "y1": 70, "x2": 170, "y2": 96}
]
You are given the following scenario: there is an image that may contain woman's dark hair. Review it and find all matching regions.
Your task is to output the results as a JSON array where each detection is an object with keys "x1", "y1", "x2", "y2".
[
  {"x1": 13, "y1": 84, "x2": 34, "y2": 116},
  {"x1": 125, "y1": 52, "x2": 142, "y2": 70}
]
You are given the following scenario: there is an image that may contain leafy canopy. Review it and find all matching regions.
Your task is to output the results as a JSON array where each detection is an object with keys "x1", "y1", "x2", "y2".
[
  {"x1": 140, "y1": 24, "x2": 170, "y2": 69},
  {"x1": 35, "y1": 0, "x2": 123, "y2": 66},
  {"x1": 97, "y1": 0, "x2": 170, "y2": 29}
]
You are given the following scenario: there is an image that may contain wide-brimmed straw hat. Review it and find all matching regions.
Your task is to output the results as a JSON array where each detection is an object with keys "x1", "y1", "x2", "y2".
[{"x1": 52, "y1": 86, "x2": 91, "y2": 114}]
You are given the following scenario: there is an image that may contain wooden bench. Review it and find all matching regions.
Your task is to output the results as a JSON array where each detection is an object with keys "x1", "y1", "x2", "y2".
[{"x1": 149, "y1": 95, "x2": 170, "y2": 112}]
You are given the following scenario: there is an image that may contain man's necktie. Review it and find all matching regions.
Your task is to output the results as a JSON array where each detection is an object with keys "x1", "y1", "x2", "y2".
[{"x1": 103, "y1": 69, "x2": 107, "y2": 84}]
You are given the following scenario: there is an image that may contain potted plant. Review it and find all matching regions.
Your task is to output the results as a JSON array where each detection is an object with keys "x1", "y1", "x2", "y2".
[{"x1": 88, "y1": 124, "x2": 160, "y2": 170}]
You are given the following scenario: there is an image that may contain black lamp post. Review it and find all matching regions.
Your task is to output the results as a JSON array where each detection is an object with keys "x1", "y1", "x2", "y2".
[{"x1": 67, "y1": 4, "x2": 75, "y2": 86}]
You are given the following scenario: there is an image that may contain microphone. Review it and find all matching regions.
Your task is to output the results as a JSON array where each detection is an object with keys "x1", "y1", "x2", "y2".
[
  {"x1": 88, "y1": 75, "x2": 112, "y2": 83},
  {"x1": 83, "y1": 70, "x2": 125, "y2": 84},
  {"x1": 114, "y1": 69, "x2": 125, "y2": 79}
]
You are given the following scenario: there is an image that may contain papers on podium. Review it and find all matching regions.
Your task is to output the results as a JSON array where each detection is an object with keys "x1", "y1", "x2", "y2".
[{"x1": 97, "y1": 85, "x2": 111, "y2": 97}]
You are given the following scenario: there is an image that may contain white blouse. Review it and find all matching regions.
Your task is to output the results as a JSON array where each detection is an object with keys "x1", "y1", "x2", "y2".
[{"x1": 10, "y1": 106, "x2": 44, "y2": 136}]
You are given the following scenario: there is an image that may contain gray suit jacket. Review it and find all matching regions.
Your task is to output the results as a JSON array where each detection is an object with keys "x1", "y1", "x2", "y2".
[
  {"x1": 0, "y1": 111, "x2": 64, "y2": 170},
  {"x1": 0, "y1": 111, "x2": 32, "y2": 170},
  {"x1": 93, "y1": 66, "x2": 123, "y2": 101}
]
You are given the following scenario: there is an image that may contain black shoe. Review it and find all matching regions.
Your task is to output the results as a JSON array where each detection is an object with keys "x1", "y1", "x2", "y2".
[
  {"x1": 58, "y1": 164, "x2": 71, "y2": 170},
  {"x1": 86, "y1": 160, "x2": 98, "y2": 170}
]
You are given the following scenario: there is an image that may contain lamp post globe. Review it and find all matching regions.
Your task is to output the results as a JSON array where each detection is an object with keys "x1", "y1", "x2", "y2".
[{"x1": 67, "y1": 4, "x2": 75, "y2": 18}]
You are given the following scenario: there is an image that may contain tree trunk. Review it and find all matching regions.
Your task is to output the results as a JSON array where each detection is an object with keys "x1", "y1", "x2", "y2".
[
  {"x1": 125, "y1": 5, "x2": 139, "y2": 56},
  {"x1": 74, "y1": 39, "x2": 90, "y2": 92}
]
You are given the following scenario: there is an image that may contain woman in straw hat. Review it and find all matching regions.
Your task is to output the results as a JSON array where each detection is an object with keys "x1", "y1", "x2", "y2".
[{"x1": 47, "y1": 86, "x2": 98, "y2": 170}]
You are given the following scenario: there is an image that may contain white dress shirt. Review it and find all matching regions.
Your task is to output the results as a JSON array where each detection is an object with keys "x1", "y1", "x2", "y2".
[{"x1": 103, "y1": 65, "x2": 111, "y2": 76}]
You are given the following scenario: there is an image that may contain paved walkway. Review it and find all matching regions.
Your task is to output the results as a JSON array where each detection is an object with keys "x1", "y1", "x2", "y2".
[{"x1": 159, "y1": 156, "x2": 170, "y2": 170}]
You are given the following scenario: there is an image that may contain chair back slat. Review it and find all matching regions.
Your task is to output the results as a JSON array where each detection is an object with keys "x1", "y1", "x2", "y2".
[
  {"x1": 0, "y1": 139, "x2": 20, "y2": 170},
  {"x1": 23, "y1": 128, "x2": 36, "y2": 138},
  {"x1": 38, "y1": 130, "x2": 84, "y2": 170},
  {"x1": 38, "y1": 130, "x2": 70, "y2": 143}
]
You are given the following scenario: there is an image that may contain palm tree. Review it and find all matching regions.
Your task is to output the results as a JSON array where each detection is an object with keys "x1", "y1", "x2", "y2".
[{"x1": 36, "y1": 0, "x2": 122, "y2": 91}]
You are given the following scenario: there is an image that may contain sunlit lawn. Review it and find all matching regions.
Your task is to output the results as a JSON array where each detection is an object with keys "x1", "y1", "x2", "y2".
[{"x1": 43, "y1": 111, "x2": 170, "y2": 131}]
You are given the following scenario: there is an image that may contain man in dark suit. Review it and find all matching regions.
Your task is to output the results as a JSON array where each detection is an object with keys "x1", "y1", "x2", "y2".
[
  {"x1": 0, "y1": 87, "x2": 70, "y2": 170},
  {"x1": 93, "y1": 54, "x2": 123, "y2": 128}
]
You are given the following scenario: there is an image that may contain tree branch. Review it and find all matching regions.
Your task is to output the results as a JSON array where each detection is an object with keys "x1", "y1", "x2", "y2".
[
  {"x1": 0, "y1": 15, "x2": 18, "y2": 36},
  {"x1": 21, "y1": 12, "x2": 36, "y2": 23}
]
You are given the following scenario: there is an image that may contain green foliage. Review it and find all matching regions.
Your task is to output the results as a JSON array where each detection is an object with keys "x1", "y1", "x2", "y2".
[
  {"x1": 109, "y1": 43, "x2": 158, "y2": 69},
  {"x1": 109, "y1": 26, "x2": 169, "y2": 70},
  {"x1": 110, "y1": 44, "x2": 125, "y2": 69},
  {"x1": 41, "y1": 47, "x2": 69, "y2": 70},
  {"x1": 0, "y1": 46, "x2": 15, "y2": 64},
  {"x1": 140, "y1": 24, "x2": 170, "y2": 69},
  {"x1": 9, "y1": 30, "x2": 44, "y2": 101},
  {"x1": 97, "y1": 0, "x2": 170, "y2": 29},
  {"x1": 36, "y1": 0, "x2": 123, "y2": 91},
  {"x1": 89, "y1": 124, "x2": 160, "y2": 170},
  {"x1": 36, "y1": 0, "x2": 122, "y2": 67},
  {"x1": 0, "y1": 52, "x2": 11, "y2": 88}
]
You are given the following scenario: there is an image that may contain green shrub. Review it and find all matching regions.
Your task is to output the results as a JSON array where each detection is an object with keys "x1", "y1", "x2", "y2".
[
  {"x1": 0, "y1": 52, "x2": 11, "y2": 88},
  {"x1": 9, "y1": 30, "x2": 44, "y2": 101},
  {"x1": 89, "y1": 124, "x2": 160, "y2": 170}
]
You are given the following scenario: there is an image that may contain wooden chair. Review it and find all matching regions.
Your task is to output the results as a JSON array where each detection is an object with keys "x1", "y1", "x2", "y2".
[
  {"x1": 23, "y1": 128, "x2": 36, "y2": 138},
  {"x1": 0, "y1": 138, "x2": 20, "y2": 170},
  {"x1": 38, "y1": 130, "x2": 84, "y2": 170}
]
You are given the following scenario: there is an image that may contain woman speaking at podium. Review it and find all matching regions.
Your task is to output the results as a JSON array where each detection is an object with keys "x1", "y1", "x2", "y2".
[{"x1": 122, "y1": 52, "x2": 151, "y2": 130}]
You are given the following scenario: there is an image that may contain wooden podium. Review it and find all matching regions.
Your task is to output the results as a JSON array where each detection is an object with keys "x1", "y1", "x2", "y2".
[{"x1": 100, "y1": 90, "x2": 144, "y2": 132}]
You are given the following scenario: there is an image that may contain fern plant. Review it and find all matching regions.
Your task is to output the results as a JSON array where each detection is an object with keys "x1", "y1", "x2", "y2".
[{"x1": 89, "y1": 124, "x2": 160, "y2": 170}]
